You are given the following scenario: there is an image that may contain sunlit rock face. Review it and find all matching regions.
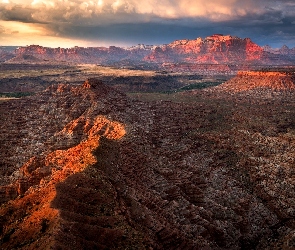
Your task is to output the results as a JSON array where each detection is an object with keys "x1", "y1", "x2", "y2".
[
  {"x1": 11, "y1": 35, "x2": 294, "y2": 68},
  {"x1": 145, "y1": 34, "x2": 275, "y2": 64},
  {"x1": 215, "y1": 70, "x2": 295, "y2": 92},
  {"x1": 143, "y1": 35, "x2": 294, "y2": 74},
  {"x1": 1, "y1": 78, "x2": 295, "y2": 249}
]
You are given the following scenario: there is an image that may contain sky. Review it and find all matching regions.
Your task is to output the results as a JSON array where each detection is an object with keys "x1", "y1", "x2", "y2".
[{"x1": 0, "y1": 0, "x2": 294, "y2": 48}]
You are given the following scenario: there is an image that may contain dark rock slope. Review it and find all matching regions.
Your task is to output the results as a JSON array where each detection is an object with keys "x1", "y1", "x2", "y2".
[{"x1": 1, "y1": 78, "x2": 295, "y2": 249}]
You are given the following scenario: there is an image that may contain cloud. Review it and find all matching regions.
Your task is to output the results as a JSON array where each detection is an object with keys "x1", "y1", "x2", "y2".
[
  {"x1": 0, "y1": 24, "x2": 5, "y2": 33},
  {"x1": 0, "y1": 0, "x2": 294, "y2": 47},
  {"x1": 0, "y1": 0, "x2": 294, "y2": 29},
  {"x1": 1, "y1": 0, "x2": 292, "y2": 25}
]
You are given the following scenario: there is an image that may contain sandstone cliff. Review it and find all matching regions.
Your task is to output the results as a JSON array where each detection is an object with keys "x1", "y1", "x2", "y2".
[
  {"x1": 10, "y1": 35, "x2": 294, "y2": 70},
  {"x1": 215, "y1": 69, "x2": 295, "y2": 92},
  {"x1": 145, "y1": 34, "x2": 287, "y2": 65}
]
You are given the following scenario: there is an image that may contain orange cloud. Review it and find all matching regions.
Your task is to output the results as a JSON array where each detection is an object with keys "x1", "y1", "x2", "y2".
[{"x1": 0, "y1": 0, "x2": 271, "y2": 24}]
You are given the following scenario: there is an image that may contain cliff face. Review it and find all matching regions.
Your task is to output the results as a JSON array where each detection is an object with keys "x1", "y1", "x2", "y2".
[
  {"x1": 1, "y1": 78, "x2": 295, "y2": 249},
  {"x1": 145, "y1": 35, "x2": 277, "y2": 65},
  {"x1": 11, "y1": 35, "x2": 294, "y2": 68}
]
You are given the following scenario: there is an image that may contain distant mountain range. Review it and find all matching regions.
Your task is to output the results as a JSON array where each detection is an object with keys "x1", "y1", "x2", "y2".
[
  {"x1": 1, "y1": 35, "x2": 295, "y2": 72},
  {"x1": 262, "y1": 44, "x2": 295, "y2": 61}
]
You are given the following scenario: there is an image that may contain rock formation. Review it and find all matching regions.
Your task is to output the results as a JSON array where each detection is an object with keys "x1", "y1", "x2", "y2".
[
  {"x1": 144, "y1": 34, "x2": 288, "y2": 65},
  {"x1": 8, "y1": 35, "x2": 294, "y2": 71},
  {"x1": 1, "y1": 78, "x2": 295, "y2": 249},
  {"x1": 12, "y1": 45, "x2": 151, "y2": 64},
  {"x1": 215, "y1": 69, "x2": 295, "y2": 92}
]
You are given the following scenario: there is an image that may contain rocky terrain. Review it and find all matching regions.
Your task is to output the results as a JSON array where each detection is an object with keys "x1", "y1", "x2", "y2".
[{"x1": 1, "y1": 72, "x2": 295, "y2": 249}]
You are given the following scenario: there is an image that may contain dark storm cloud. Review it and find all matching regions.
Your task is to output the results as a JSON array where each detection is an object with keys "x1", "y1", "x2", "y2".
[
  {"x1": 220, "y1": 8, "x2": 295, "y2": 47},
  {"x1": 0, "y1": 0, "x2": 294, "y2": 47},
  {"x1": 0, "y1": 4, "x2": 36, "y2": 23},
  {"x1": 48, "y1": 14, "x2": 295, "y2": 48}
]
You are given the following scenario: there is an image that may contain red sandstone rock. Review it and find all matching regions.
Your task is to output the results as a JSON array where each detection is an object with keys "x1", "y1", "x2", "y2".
[
  {"x1": 145, "y1": 35, "x2": 271, "y2": 65},
  {"x1": 10, "y1": 35, "x2": 294, "y2": 68},
  {"x1": 215, "y1": 70, "x2": 295, "y2": 92}
]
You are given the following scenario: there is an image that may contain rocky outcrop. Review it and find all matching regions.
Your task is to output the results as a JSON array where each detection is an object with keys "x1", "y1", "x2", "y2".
[
  {"x1": 215, "y1": 69, "x2": 295, "y2": 92},
  {"x1": 1, "y1": 78, "x2": 295, "y2": 249}
]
